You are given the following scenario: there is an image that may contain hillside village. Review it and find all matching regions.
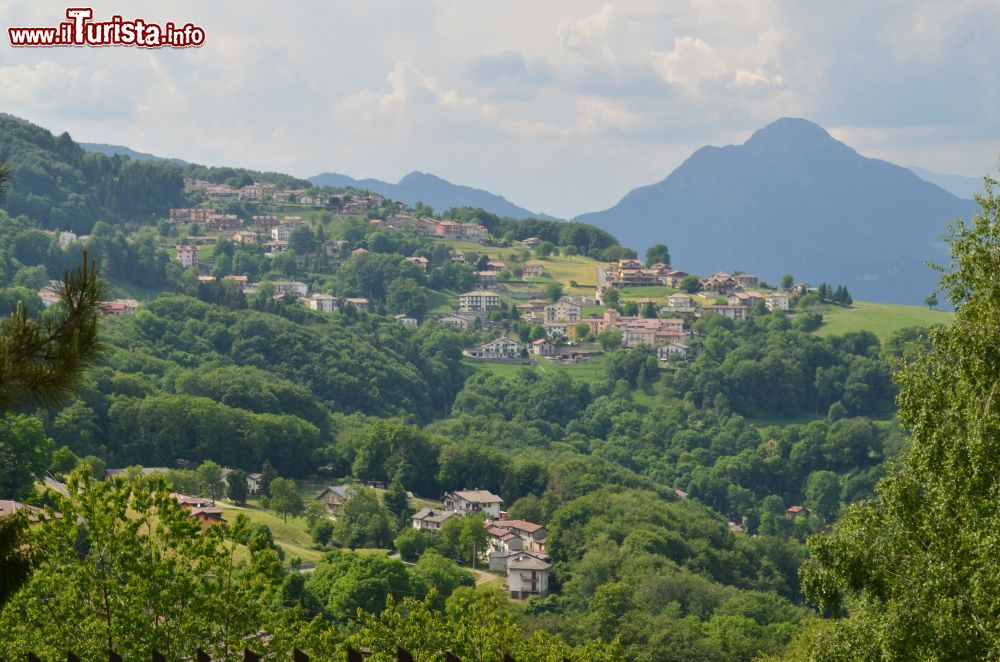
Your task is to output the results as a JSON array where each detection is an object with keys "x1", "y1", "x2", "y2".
[{"x1": 31, "y1": 176, "x2": 841, "y2": 372}]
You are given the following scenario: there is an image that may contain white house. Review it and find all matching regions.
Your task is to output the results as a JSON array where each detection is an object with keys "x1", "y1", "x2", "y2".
[
  {"x1": 464, "y1": 338, "x2": 521, "y2": 361},
  {"x1": 247, "y1": 473, "x2": 263, "y2": 496},
  {"x1": 443, "y1": 490, "x2": 504, "y2": 519},
  {"x1": 507, "y1": 553, "x2": 551, "y2": 599}
]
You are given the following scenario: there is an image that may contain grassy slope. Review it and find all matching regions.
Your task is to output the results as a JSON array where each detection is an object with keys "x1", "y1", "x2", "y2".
[
  {"x1": 215, "y1": 500, "x2": 325, "y2": 564},
  {"x1": 815, "y1": 301, "x2": 952, "y2": 339}
]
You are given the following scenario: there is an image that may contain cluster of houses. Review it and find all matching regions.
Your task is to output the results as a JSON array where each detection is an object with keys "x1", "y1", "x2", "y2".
[
  {"x1": 365, "y1": 213, "x2": 488, "y2": 243},
  {"x1": 605, "y1": 259, "x2": 689, "y2": 288},
  {"x1": 412, "y1": 489, "x2": 552, "y2": 600},
  {"x1": 317, "y1": 485, "x2": 551, "y2": 599},
  {"x1": 182, "y1": 179, "x2": 339, "y2": 207}
]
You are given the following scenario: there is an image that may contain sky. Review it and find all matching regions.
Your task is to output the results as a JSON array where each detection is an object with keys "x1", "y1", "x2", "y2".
[{"x1": 0, "y1": 1, "x2": 997, "y2": 218}]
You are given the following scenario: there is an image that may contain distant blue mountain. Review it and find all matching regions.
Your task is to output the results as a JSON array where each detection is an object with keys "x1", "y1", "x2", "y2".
[
  {"x1": 80, "y1": 142, "x2": 187, "y2": 165},
  {"x1": 575, "y1": 118, "x2": 977, "y2": 305},
  {"x1": 309, "y1": 170, "x2": 558, "y2": 221},
  {"x1": 908, "y1": 166, "x2": 984, "y2": 200}
]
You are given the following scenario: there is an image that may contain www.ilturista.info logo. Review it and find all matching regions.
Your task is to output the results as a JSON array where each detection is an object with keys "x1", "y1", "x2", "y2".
[{"x1": 8, "y1": 8, "x2": 205, "y2": 48}]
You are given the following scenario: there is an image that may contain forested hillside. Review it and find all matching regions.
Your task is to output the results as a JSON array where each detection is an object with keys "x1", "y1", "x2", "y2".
[{"x1": 0, "y1": 113, "x2": 973, "y2": 660}]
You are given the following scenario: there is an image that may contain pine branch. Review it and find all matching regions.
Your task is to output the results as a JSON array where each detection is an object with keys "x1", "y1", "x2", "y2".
[{"x1": 0, "y1": 251, "x2": 105, "y2": 411}]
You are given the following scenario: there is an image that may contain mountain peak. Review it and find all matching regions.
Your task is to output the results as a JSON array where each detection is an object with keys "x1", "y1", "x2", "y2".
[
  {"x1": 575, "y1": 117, "x2": 976, "y2": 305},
  {"x1": 745, "y1": 117, "x2": 840, "y2": 149}
]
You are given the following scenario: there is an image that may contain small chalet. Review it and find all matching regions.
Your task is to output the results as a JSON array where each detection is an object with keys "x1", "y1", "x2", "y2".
[
  {"x1": 316, "y1": 485, "x2": 357, "y2": 512},
  {"x1": 443, "y1": 490, "x2": 504, "y2": 519},
  {"x1": 411, "y1": 508, "x2": 461, "y2": 531}
]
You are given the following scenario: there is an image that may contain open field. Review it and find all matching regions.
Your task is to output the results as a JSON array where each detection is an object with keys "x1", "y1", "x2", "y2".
[
  {"x1": 815, "y1": 301, "x2": 952, "y2": 339},
  {"x1": 618, "y1": 286, "x2": 679, "y2": 300},
  {"x1": 464, "y1": 354, "x2": 608, "y2": 382}
]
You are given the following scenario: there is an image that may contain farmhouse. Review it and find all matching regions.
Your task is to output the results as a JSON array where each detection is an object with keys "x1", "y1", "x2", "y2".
[
  {"x1": 734, "y1": 273, "x2": 759, "y2": 289},
  {"x1": 522, "y1": 263, "x2": 545, "y2": 277}
]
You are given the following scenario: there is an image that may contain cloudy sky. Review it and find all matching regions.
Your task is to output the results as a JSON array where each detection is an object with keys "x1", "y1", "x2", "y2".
[{"x1": 1, "y1": 1, "x2": 997, "y2": 217}]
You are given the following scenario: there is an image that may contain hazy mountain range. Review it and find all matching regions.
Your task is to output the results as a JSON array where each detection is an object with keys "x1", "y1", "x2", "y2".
[
  {"x1": 308, "y1": 171, "x2": 559, "y2": 221},
  {"x1": 906, "y1": 166, "x2": 984, "y2": 200},
  {"x1": 575, "y1": 118, "x2": 978, "y2": 304}
]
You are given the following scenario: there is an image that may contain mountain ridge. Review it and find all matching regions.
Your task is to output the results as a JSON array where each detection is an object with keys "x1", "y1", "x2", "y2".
[{"x1": 309, "y1": 170, "x2": 559, "y2": 221}]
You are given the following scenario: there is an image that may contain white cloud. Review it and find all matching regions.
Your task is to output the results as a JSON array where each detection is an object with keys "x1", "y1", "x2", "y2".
[
  {"x1": 652, "y1": 37, "x2": 728, "y2": 95},
  {"x1": 733, "y1": 68, "x2": 783, "y2": 88},
  {"x1": 0, "y1": 61, "x2": 127, "y2": 117},
  {"x1": 557, "y1": 3, "x2": 616, "y2": 50}
]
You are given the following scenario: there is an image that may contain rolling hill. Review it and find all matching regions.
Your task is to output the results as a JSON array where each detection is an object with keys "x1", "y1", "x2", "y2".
[
  {"x1": 309, "y1": 170, "x2": 558, "y2": 221},
  {"x1": 575, "y1": 118, "x2": 978, "y2": 305}
]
